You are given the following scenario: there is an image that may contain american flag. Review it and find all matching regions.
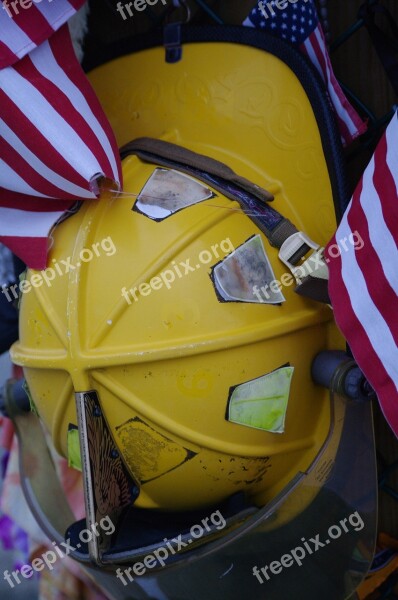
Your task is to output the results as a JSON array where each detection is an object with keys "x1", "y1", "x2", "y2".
[
  {"x1": 243, "y1": 0, "x2": 367, "y2": 147},
  {"x1": 326, "y1": 111, "x2": 398, "y2": 437},
  {"x1": 0, "y1": 0, "x2": 85, "y2": 67},
  {"x1": 0, "y1": 1, "x2": 121, "y2": 269}
]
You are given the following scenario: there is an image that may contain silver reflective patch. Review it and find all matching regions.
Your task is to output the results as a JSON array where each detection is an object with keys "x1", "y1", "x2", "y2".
[
  {"x1": 135, "y1": 168, "x2": 214, "y2": 220},
  {"x1": 212, "y1": 235, "x2": 285, "y2": 304}
]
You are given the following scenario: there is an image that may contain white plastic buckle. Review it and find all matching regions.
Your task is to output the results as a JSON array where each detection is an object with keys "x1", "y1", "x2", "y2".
[{"x1": 279, "y1": 232, "x2": 320, "y2": 284}]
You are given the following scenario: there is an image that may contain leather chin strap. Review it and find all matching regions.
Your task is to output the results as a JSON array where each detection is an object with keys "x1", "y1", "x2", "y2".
[
  {"x1": 121, "y1": 137, "x2": 274, "y2": 204},
  {"x1": 122, "y1": 138, "x2": 312, "y2": 262},
  {"x1": 121, "y1": 137, "x2": 331, "y2": 303}
]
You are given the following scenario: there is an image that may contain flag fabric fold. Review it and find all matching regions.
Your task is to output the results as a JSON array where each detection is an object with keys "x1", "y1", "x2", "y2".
[
  {"x1": 326, "y1": 111, "x2": 398, "y2": 437},
  {"x1": 0, "y1": 5, "x2": 122, "y2": 270},
  {"x1": 1, "y1": 0, "x2": 364, "y2": 270},
  {"x1": 243, "y1": 0, "x2": 367, "y2": 147},
  {"x1": 0, "y1": 0, "x2": 86, "y2": 68}
]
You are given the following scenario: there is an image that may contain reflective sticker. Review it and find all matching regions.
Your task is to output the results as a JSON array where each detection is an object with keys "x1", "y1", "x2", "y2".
[
  {"x1": 67, "y1": 424, "x2": 82, "y2": 471},
  {"x1": 200, "y1": 455, "x2": 272, "y2": 486},
  {"x1": 23, "y1": 380, "x2": 39, "y2": 416},
  {"x1": 212, "y1": 234, "x2": 285, "y2": 304},
  {"x1": 115, "y1": 416, "x2": 196, "y2": 483},
  {"x1": 227, "y1": 366, "x2": 294, "y2": 433},
  {"x1": 134, "y1": 168, "x2": 214, "y2": 221}
]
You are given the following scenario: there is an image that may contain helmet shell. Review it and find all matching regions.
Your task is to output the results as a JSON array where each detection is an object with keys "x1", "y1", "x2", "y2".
[{"x1": 11, "y1": 42, "x2": 343, "y2": 510}]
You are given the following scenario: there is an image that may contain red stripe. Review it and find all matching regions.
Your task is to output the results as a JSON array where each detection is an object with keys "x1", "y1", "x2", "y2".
[
  {"x1": 0, "y1": 137, "x2": 82, "y2": 200},
  {"x1": 12, "y1": 4, "x2": 54, "y2": 48},
  {"x1": 327, "y1": 242, "x2": 398, "y2": 436},
  {"x1": 67, "y1": 0, "x2": 86, "y2": 9},
  {"x1": 301, "y1": 33, "x2": 352, "y2": 145},
  {"x1": 327, "y1": 65, "x2": 366, "y2": 132},
  {"x1": 50, "y1": 26, "x2": 122, "y2": 184},
  {"x1": 0, "y1": 0, "x2": 85, "y2": 68},
  {"x1": 0, "y1": 40, "x2": 17, "y2": 69},
  {"x1": 0, "y1": 188, "x2": 73, "y2": 212},
  {"x1": 0, "y1": 90, "x2": 90, "y2": 191},
  {"x1": 315, "y1": 24, "x2": 366, "y2": 133},
  {"x1": 13, "y1": 47, "x2": 115, "y2": 181},
  {"x1": 326, "y1": 65, "x2": 367, "y2": 140},
  {"x1": 373, "y1": 132, "x2": 398, "y2": 237},
  {"x1": 0, "y1": 235, "x2": 49, "y2": 270},
  {"x1": 301, "y1": 25, "x2": 367, "y2": 145},
  {"x1": 338, "y1": 162, "x2": 398, "y2": 346}
]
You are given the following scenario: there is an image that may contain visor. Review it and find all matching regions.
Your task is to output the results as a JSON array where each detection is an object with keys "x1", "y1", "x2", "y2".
[{"x1": 6, "y1": 373, "x2": 376, "y2": 600}]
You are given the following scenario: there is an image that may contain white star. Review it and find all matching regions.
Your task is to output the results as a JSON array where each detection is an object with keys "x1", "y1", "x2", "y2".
[
  {"x1": 282, "y1": 12, "x2": 288, "y2": 18},
  {"x1": 292, "y1": 25, "x2": 297, "y2": 31},
  {"x1": 281, "y1": 23, "x2": 288, "y2": 29},
  {"x1": 300, "y1": 27, "x2": 305, "y2": 34},
  {"x1": 261, "y1": 20, "x2": 266, "y2": 26},
  {"x1": 291, "y1": 36, "x2": 297, "y2": 42},
  {"x1": 271, "y1": 22, "x2": 277, "y2": 28},
  {"x1": 292, "y1": 14, "x2": 297, "y2": 20}
]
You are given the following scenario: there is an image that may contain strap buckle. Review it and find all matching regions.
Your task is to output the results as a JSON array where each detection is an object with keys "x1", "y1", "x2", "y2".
[
  {"x1": 163, "y1": 0, "x2": 191, "y2": 63},
  {"x1": 279, "y1": 232, "x2": 320, "y2": 284}
]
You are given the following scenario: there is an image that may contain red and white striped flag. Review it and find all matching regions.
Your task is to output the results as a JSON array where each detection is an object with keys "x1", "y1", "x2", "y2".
[
  {"x1": 327, "y1": 111, "x2": 398, "y2": 437},
  {"x1": 0, "y1": 0, "x2": 85, "y2": 67},
  {"x1": 0, "y1": 1, "x2": 122, "y2": 269},
  {"x1": 243, "y1": 0, "x2": 367, "y2": 146}
]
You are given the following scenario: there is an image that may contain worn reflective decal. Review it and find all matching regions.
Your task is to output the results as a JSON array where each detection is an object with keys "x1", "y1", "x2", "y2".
[
  {"x1": 134, "y1": 168, "x2": 214, "y2": 221},
  {"x1": 212, "y1": 234, "x2": 285, "y2": 303},
  {"x1": 116, "y1": 416, "x2": 196, "y2": 483},
  {"x1": 67, "y1": 424, "x2": 82, "y2": 471},
  {"x1": 227, "y1": 366, "x2": 294, "y2": 433}
]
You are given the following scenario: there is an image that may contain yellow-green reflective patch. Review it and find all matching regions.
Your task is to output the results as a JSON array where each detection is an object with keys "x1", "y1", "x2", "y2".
[
  {"x1": 67, "y1": 426, "x2": 82, "y2": 471},
  {"x1": 23, "y1": 380, "x2": 39, "y2": 416},
  {"x1": 228, "y1": 367, "x2": 294, "y2": 433}
]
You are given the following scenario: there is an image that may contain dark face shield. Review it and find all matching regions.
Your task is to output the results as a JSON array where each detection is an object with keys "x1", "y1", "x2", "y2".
[
  {"x1": 102, "y1": 391, "x2": 376, "y2": 600},
  {"x1": 6, "y1": 380, "x2": 376, "y2": 600}
]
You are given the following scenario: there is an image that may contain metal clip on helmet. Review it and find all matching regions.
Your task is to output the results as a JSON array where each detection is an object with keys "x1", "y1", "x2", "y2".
[{"x1": 10, "y1": 27, "x2": 377, "y2": 600}]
